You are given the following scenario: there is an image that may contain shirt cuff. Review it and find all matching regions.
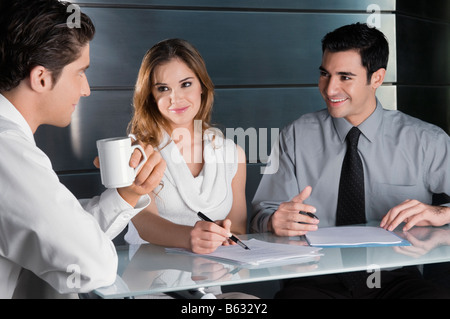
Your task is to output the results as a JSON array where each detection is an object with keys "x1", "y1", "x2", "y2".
[
  {"x1": 250, "y1": 209, "x2": 274, "y2": 233},
  {"x1": 101, "y1": 188, "x2": 151, "y2": 239}
]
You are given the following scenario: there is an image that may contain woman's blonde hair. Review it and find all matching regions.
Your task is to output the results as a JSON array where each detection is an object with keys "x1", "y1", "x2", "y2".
[{"x1": 128, "y1": 38, "x2": 215, "y2": 147}]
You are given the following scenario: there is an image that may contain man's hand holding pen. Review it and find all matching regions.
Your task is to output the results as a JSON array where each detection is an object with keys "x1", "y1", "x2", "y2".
[{"x1": 268, "y1": 186, "x2": 319, "y2": 237}]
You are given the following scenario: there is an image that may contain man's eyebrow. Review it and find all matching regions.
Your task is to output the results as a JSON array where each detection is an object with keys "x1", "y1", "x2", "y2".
[
  {"x1": 337, "y1": 71, "x2": 357, "y2": 77},
  {"x1": 319, "y1": 66, "x2": 356, "y2": 77}
]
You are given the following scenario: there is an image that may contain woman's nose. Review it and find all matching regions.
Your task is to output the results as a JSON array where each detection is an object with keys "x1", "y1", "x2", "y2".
[{"x1": 170, "y1": 88, "x2": 182, "y2": 104}]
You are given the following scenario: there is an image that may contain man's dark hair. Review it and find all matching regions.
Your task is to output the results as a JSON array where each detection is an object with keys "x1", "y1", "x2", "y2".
[
  {"x1": 0, "y1": 0, "x2": 95, "y2": 92},
  {"x1": 321, "y1": 23, "x2": 389, "y2": 83}
]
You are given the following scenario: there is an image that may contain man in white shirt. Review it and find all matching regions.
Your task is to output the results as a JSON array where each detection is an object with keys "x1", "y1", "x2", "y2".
[{"x1": 0, "y1": 0, "x2": 165, "y2": 298}]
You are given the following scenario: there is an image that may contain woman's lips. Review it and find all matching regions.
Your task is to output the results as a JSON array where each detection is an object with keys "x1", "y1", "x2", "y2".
[{"x1": 168, "y1": 106, "x2": 189, "y2": 114}]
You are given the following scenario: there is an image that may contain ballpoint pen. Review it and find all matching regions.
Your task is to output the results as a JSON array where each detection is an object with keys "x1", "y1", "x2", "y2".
[
  {"x1": 298, "y1": 211, "x2": 319, "y2": 224},
  {"x1": 197, "y1": 212, "x2": 250, "y2": 250},
  {"x1": 299, "y1": 211, "x2": 319, "y2": 220}
]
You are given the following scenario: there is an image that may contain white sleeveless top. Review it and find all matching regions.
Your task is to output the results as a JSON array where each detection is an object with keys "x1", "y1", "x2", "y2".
[{"x1": 125, "y1": 129, "x2": 238, "y2": 244}]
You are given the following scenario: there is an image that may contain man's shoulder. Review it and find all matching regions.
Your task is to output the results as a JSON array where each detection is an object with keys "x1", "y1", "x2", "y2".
[
  {"x1": 282, "y1": 108, "x2": 330, "y2": 132},
  {"x1": 0, "y1": 115, "x2": 22, "y2": 135},
  {"x1": 383, "y1": 108, "x2": 448, "y2": 137},
  {"x1": 0, "y1": 115, "x2": 34, "y2": 148}
]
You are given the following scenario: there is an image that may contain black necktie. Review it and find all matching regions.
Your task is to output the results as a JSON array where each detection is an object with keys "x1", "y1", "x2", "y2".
[
  {"x1": 336, "y1": 126, "x2": 366, "y2": 226},
  {"x1": 335, "y1": 127, "x2": 367, "y2": 292}
]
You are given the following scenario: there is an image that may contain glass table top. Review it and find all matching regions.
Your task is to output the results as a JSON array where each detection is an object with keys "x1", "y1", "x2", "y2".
[{"x1": 94, "y1": 225, "x2": 450, "y2": 298}]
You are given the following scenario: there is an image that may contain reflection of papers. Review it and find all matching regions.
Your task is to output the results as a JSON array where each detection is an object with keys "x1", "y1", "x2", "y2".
[
  {"x1": 306, "y1": 226, "x2": 410, "y2": 247},
  {"x1": 166, "y1": 239, "x2": 322, "y2": 267}
]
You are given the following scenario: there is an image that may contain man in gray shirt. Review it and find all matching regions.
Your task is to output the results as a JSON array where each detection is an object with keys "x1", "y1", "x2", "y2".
[{"x1": 251, "y1": 23, "x2": 450, "y2": 298}]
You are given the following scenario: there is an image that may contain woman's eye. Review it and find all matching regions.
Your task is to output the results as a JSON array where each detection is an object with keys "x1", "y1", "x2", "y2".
[
  {"x1": 157, "y1": 86, "x2": 168, "y2": 92},
  {"x1": 182, "y1": 81, "x2": 192, "y2": 88}
]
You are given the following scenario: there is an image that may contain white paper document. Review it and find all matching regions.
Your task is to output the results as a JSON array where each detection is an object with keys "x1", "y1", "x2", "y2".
[
  {"x1": 306, "y1": 226, "x2": 409, "y2": 247},
  {"x1": 166, "y1": 239, "x2": 322, "y2": 266}
]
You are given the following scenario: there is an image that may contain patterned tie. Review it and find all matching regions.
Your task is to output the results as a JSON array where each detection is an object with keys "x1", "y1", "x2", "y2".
[
  {"x1": 336, "y1": 127, "x2": 366, "y2": 226},
  {"x1": 335, "y1": 127, "x2": 367, "y2": 292}
]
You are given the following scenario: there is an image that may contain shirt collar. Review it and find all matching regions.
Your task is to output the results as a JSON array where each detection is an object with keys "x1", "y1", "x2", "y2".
[
  {"x1": 332, "y1": 98, "x2": 384, "y2": 144},
  {"x1": 0, "y1": 94, "x2": 35, "y2": 143}
]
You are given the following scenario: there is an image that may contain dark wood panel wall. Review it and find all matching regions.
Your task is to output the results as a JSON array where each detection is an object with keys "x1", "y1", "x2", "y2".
[{"x1": 33, "y1": 1, "x2": 447, "y2": 216}]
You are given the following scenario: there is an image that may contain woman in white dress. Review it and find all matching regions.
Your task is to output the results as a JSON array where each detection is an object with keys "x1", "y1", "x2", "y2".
[{"x1": 125, "y1": 39, "x2": 247, "y2": 256}]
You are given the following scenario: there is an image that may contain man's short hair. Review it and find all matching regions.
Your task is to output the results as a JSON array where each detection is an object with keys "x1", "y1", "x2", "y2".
[
  {"x1": 0, "y1": 0, "x2": 95, "y2": 92},
  {"x1": 321, "y1": 22, "x2": 389, "y2": 83}
]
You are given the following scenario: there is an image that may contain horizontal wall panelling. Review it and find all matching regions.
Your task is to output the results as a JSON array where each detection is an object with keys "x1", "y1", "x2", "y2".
[{"x1": 34, "y1": 1, "x2": 398, "y2": 200}]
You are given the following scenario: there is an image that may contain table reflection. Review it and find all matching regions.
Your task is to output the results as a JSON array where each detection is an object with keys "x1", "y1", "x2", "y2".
[{"x1": 95, "y1": 225, "x2": 450, "y2": 298}]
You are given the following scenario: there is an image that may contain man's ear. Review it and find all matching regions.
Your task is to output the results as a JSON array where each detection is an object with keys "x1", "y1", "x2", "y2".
[
  {"x1": 370, "y1": 68, "x2": 386, "y2": 90},
  {"x1": 29, "y1": 65, "x2": 53, "y2": 92}
]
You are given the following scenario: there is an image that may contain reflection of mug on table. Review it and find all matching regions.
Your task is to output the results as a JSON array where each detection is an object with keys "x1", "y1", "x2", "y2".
[{"x1": 96, "y1": 136, "x2": 147, "y2": 188}]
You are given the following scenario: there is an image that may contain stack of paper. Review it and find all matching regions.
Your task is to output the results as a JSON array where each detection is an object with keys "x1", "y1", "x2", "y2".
[
  {"x1": 166, "y1": 238, "x2": 322, "y2": 267},
  {"x1": 306, "y1": 226, "x2": 410, "y2": 247}
]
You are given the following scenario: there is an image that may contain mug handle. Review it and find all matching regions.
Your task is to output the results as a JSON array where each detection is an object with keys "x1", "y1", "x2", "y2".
[{"x1": 130, "y1": 144, "x2": 148, "y2": 175}]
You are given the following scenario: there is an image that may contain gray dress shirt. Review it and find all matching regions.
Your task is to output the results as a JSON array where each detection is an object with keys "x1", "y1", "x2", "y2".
[{"x1": 251, "y1": 100, "x2": 450, "y2": 232}]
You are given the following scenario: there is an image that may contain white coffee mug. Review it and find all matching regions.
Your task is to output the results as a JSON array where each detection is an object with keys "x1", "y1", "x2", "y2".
[{"x1": 96, "y1": 136, "x2": 148, "y2": 188}]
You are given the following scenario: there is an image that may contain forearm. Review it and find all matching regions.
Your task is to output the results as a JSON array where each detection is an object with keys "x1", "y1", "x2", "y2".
[
  {"x1": 227, "y1": 196, "x2": 248, "y2": 235},
  {"x1": 80, "y1": 188, "x2": 150, "y2": 239},
  {"x1": 227, "y1": 145, "x2": 248, "y2": 235},
  {"x1": 131, "y1": 212, "x2": 193, "y2": 249}
]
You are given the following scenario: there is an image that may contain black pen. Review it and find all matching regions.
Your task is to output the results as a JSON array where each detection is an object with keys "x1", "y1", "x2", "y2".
[
  {"x1": 298, "y1": 211, "x2": 319, "y2": 224},
  {"x1": 197, "y1": 212, "x2": 250, "y2": 250}
]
